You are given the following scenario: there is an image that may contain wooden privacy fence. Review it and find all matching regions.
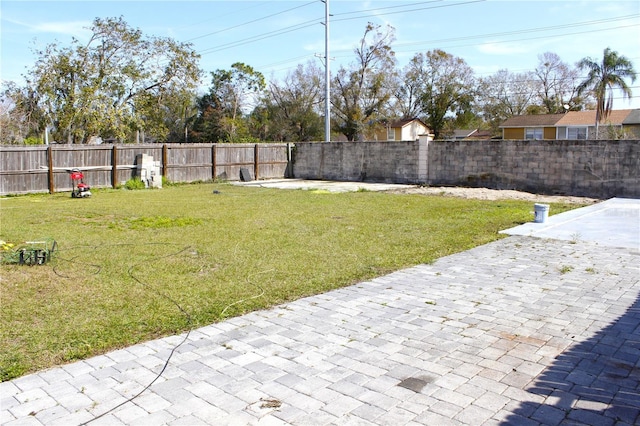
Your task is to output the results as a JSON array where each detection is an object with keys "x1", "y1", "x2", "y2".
[{"x1": 0, "y1": 143, "x2": 292, "y2": 195}]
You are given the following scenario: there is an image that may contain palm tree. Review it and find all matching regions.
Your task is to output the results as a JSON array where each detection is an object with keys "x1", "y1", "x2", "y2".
[{"x1": 577, "y1": 48, "x2": 636, "y2": 138}]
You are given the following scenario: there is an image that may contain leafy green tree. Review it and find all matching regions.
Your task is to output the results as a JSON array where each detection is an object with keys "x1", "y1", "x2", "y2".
[
  {"x1": 189, "y1": 93, "x2": 226, "y2": 143},
  {"x1": 23, "y1": 16, "x2": 200, "y2": 143},
  {"x1": 331, "y1": 23, "x2": 397, "y2": 141},
  {"x1": 193, "y1": 62, "x2": 265, "y2": 142},
  {"x1": 404, "y1": 49, "x2": 475, "y2": 139},
  {"x1": 577, "y1": 47, "x2": 637, "y2": 132},
  {"x1": 164, "y1": 91, "x2": 199, "y2": 143},
  {"x1": 247, "y1": 103, "x2": 274, "y2": 142}
]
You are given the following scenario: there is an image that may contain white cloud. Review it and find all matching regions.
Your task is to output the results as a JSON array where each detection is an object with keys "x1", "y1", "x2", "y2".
[
  {"x1": 4, "y1": 17, "x2": 92, "y2": 39},
  {"x1": 303, "y1": 40, "x2": 324, "y2": 52},
  {"x1": 34, "y1": 21, "x2": 92, "y2": 37}
]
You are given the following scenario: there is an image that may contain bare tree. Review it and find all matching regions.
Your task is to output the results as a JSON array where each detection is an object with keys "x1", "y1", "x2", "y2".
[
  {"x1": 1, "y1": 82, "x2": 47, "y2": 144},
  {"x1": 331, "y1": 23, "x2": 397, "y2": 141},
  {"x1": 262, "y1": 61, "x2": 324, "y2": 141},
  {"x1": 477, "y1": 69, "x2": 539, "y2": 134},
  {"x1": 535, "y1": 52, "x2": 583, "y2": 113}
]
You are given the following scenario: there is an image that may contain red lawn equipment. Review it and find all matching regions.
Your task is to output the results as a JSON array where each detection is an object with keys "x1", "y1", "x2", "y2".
[{"x1": 70, "y1": 168, "x2": 92, "y2": 198}]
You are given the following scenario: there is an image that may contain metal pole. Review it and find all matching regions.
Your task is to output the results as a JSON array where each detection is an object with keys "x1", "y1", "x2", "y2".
[
  {"x1": 47, "y1": 145, "x2": 54, "y2": 194},
  {"x1": 254, "y1": 144, "x2": 259, "y2": 180},
  {"x1": 111, "y1": 145, "x2": 118, "y2": 188},
  {"x1": 324, "y1": 0, "x2": 330, "y2": 142}
]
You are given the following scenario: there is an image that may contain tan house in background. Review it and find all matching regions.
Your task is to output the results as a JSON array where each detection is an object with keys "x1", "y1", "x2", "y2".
[
  {"x1": 500, "y1": 114, "x2": 564, "y2": 140},
  {"x1": 375, "y1": 118, "x2": 431, "y2": 141},
  {"x1": 500, "y1": 109, "x2": 640, "y2": 140}
]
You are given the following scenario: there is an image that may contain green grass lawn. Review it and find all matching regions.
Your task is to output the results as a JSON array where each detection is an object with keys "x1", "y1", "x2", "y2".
[{"x1": 0, "y1": 183, "x2": 581, "y2": 381}]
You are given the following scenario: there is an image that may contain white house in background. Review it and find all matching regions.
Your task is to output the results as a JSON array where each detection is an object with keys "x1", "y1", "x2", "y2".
[{"x1": 375, "y1": 118, "x2": 431, "y2": 141}]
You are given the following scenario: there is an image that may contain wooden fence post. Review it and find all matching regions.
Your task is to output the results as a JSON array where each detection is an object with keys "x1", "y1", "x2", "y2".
[
  {"x1": 47, "y1": 146, "x2": 55, "y2": 194},
  {"x1": 254, "y1": 144, "x2": 259, "y2": 180},
  {"x1": 111, "y1": 145, "x2": 118, "y2": 188},
  {"x1": 162, "y1": 144, "x2": 168, "y2": 178},
  {"x1": 212, "y1": 144, "x2": 217, "y2": 181}
]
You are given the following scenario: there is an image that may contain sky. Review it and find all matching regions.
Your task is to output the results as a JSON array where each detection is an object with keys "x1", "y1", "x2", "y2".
[{"x1": 1, "y1": 0, "x2": 639, "y2": 109}]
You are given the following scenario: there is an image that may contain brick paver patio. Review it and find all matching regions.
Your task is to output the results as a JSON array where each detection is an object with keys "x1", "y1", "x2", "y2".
[{"x1": 1, "y1": 236, "x2": 638, "y2": 425}]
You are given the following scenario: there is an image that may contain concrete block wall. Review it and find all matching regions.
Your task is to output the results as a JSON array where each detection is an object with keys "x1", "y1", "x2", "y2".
[
  {"x1": 429, "y1": 139, "x2": 640, "y2": 198},
  {"x1": 292, "y1": 139, "x2": 640, "y2": 199},
  {"x1": 292, "y1": 141, "x2": 427, "y2": 184}
]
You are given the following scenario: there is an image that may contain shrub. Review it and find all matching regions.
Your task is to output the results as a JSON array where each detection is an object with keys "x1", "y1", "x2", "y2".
[
  {"x1": 24, "y1": 136, "x2": 44, "y2": 145},
  {"x1": 124, "y1": 177, "x2": 146, "y2": 190}
]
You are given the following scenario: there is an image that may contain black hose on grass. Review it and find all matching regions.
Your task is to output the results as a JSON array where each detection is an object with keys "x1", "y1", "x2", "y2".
[{"x1": 50, "y1": 242, "x2": 268, "y2": 425}]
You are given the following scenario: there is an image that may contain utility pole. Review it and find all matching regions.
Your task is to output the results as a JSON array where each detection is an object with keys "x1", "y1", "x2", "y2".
[{"x1": 323, "y1": 0, "x2": 330, "y2": 142}]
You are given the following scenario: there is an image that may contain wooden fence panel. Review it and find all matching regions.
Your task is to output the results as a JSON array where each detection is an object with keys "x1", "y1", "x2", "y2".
[
  {"x1": 167, "y1": 144, "x2": 213, "y2": 182},
  {"x1": 257, "y1": 144, "x2": 290, "y2": 179},
  {"x1": 0, "y1": 143, "x2": 290, "y2": 195},
  {"x1": 115, "y1": 146, "x2": 163, "y2": 185},
  {"x1": 51, "y1": 145, "x2": 114, "y2": 191},
  {"x1": 214, "y1": 144, "x2": 256, "y2": 181},
  {"x1": 0, "y1": 146, "x2": 49, "y2": 194}
]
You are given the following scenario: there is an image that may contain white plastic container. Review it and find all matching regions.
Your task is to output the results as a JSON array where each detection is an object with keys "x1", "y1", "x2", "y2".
[{"x1": 534, "y1": 203, "x2": 550, "y2": 223}]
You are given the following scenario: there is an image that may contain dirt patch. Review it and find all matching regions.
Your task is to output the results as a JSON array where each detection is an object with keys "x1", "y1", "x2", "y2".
[{"x1": 391, "y1": 186, "x2": 600, "y2": 205}]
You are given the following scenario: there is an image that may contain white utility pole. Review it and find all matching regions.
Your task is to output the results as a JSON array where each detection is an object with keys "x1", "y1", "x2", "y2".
[{"x1": 323, "y1": 0, "x2": 330, "y2": 142}]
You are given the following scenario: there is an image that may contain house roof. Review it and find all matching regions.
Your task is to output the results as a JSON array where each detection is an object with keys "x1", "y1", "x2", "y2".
[
  {"x1": 622, "y1": 109, "x2": 640, "y2": 125},
  {"x1": 500, "y1": 114, "x2": 565, "y2": 128},
  {"x1": 389, "y1": 118, "x2": 429, "y2": 129},
  {"x1": 452, "y1": 129, "x2": 476, "y2": 138},
  {"x1": 468, "y1": 129, "x2": 494, "y2": 139},
  {"x1": 555, "y1": 109, "x2": 633, "y2": 126},
  {"x1": 500, "y1": 109, "x2": 639, "y2": 128}
]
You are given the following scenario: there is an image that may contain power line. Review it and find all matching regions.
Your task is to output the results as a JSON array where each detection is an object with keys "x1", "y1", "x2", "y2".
[
  {"x1": 390, "y1": 24, "x2": 640, "y2": 61},
  {"x1": 472, "y1": 56, "x2": 640, "y2": 78},
  {"x1": 324, "y1": 15, "x2": 639, "y2": 59},
  {"x1": 187, "y1": 0, "x2": 637, "y2": 80},
  {"x1": 185, "y1": 0, "x2": 318, "y2": 42},
  {"x1": 254, "y1": 20, "x2": 638, "y2": 78},
  {"x1": 332, "y1": 0, "x2": 445, "y2": 16},
  {"x1": 173, "y1": 1, "x2": 271, "y2": 32},
  {"x1": 391, "y1": 14, "x2": 639, "y2": 51},
  {"x1": 474, "y1": 85, "x2": 640, "y2": 96},
  {"x1": 404, "y1": 23, "x2": 640, "y2": 57},
  {"x1": 259, "y1": 54, "x2": 318, "y2": 71},
  {"x1": 176, "y1": 0, "x2": 638, "y2": 107},
  {"x1": 199, "y1": 18, "x2": 323, "y2": 55},
  {"x1": 331, "y1": 0, "x2": 486, "y2": 22},
  {"x1": 193, "y1": 0, "x2": 486, "y2": 57}
]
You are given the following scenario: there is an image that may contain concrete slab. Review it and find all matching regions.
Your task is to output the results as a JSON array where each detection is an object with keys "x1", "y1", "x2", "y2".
[
  {"x1": 231, "y1": 178, "x2": 416, "y2": 193},
  {"x1": 501, "y1": 197, "x2": 640, "y2": 250}
]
